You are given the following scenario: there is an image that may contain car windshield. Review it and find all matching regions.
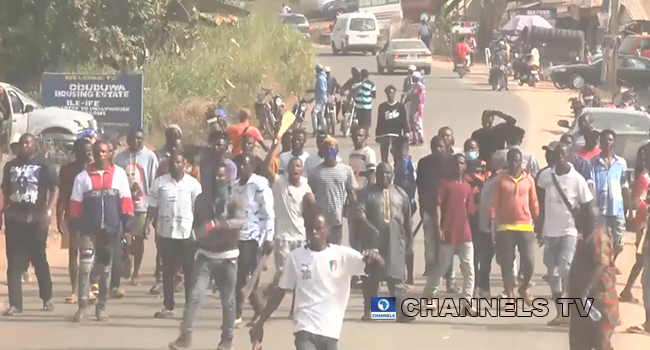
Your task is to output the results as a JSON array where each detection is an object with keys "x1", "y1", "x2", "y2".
[
  {"x1": 282, "y1": 15, "x2": 307, "y2": 25},
  {"x1": 584, "y1": 112, "x2": 650, "y2": 133},
  {"x1": 392, "y1": 40, "x2": 427, "y2": 50},
  {"x1": 349, "y1": 18, "x2": 375, "y2": 31},
  {"x1": 12, "y1": 86, "x2": 41, "y2": 109}
]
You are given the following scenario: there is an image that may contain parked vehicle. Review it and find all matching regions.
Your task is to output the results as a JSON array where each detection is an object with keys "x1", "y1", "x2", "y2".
[
  {"x1": 528, "y1": 26, "x2": 585, "y2": 66},
  {"x1": 291, "y1": 91, "x2": 314, "y2": 130},
  {"x1": 0, "y1": 82, "x2": 97, "y2": 162},
  {"x1": 557, "y1": 107, "x2": 650, "y2": 170},
  {"x1": 281, "y1": 13, "x2": 311, "y2": 39},
  {"x1": 547, "y1": 55, "x2": 650, "y2": 90},
  {"x1": 330, "y1": 12, "x2": 380, "y2": 55},
  {"x1": 619, "y1": 35, "x2": 650, "y2": 59},
  {"x1": 310, "y1": 0, "x2": 358, "y2": 21},
  {"x1": 254, "y1": 88, "x2": 283, "y2": 138},
  {"x1": 206, "y1": 96, "x2": 229, "y2": 133},
  {"x1": 376, "y1": 38, "x2": 433, "y2": 74}
]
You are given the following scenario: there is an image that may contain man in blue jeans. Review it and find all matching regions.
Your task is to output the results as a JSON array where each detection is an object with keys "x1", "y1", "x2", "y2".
[
  {"x1": 312, "y1": 64, "x2": 328, "y2": 135},
  {"x1": 588, "y1": 129, "x2": 629, "y2": 271}
]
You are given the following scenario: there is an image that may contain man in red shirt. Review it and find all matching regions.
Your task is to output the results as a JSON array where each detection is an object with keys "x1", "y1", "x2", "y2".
[
  {"x1": 227, "y1": 109, "x2": 269, "y2": 156},
  {"x1": 453, "y1": 38, "x2": 471, "y2": 71},
  {"x1": 422, "y1": 153, "x2": 477, "y2": 314},
  {"x1": 576, "y1": 129, "x2": 601, "y2": 161}
]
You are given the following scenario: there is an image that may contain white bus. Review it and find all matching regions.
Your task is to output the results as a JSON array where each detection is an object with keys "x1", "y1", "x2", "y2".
[{"x1": 358, "y1": 0, "x2": 403, "y2": 30}]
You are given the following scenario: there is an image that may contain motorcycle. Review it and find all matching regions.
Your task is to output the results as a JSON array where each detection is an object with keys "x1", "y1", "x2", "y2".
[
  {"x1": 340, "y1": 98, "x2": 356, "y2": 138},
  {"x1": 490, "y1": 65, "x2": 507, "y2": 91},
  {"x1": 568, "y1": 97, "x2": 584, "y2": 118},
  {"x1": 254, "y1": 88, "x2": 283, "y2": 138},
  {"x1": 292, "y1": 91, "x2": 314, "y2": 130},
  {"x1": 326, "y1": 94, "x2": 339, "y2": 135},
  {"x1": 206, "y1": 96, "x2": 229, "y2": 133},
  {"x1": 456, "y1": 55, "x2": 470, "y2": 79}
]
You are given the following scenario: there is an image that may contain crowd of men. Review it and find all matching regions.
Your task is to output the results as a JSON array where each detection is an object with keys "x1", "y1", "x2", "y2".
[{"x1": 1, "y1": 92, "x2": 649, "y2": 350}]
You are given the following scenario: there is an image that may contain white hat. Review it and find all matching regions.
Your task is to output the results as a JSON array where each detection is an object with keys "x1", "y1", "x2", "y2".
[
  {"x1": 411, "y1": 71, "x2": 422, "y2": 79},
  {"x1": 324, "y1": 66, "x2": 331, "y2": 73},
  {"x1": 408, "y1": 65, "x2": 417, "y2": 71},
  {"x1": 10, "y1": 133, "x2": 21, "y2": 144}
]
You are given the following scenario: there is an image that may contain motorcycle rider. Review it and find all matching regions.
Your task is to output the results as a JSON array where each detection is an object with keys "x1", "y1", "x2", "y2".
[
  {"x1": 324, "y1": 66, "x2": 341, "y2": 132},
  {"x1": 490, "y1": 41, "x2": 509, "y2": 90},
  {"x1": 312, "y1": 64, "x2": 328, "y2": 136},
  {"x1": 519, "y1": 45, "x2": 540, "y2": 84},
  {"x1": 453, "y1": 37, "x2": 471, "y2": 72},
  {"x1": 466, "y1": 35, "x2": 477, "y2": 67},
  {"x1": 580, "y1": 84, "x2": 601, "y2": 107}
]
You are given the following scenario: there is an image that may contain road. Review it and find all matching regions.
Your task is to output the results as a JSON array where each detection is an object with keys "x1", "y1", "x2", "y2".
[{"x1": 0, "y1": 48, "x2": 638, "y2": 350}]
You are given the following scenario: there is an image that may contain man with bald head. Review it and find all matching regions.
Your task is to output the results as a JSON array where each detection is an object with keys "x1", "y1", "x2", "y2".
[{"x1": 2, "y1": 133, "x2": 59, "y2": 316}]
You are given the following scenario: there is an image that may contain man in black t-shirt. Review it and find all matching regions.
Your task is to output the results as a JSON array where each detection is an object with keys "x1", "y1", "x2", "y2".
[
  {"x1": 470, "y1": 110, "x2": 517, "y2": 163},
  {"x1": 1, "y1": 133, "x2": 59, "y2": 316},
  {"x1": 376, "y1": 85, "x2": 409, "y2": 163}
]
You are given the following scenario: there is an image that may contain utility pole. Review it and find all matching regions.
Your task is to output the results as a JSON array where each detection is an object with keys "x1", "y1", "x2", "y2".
[{"x1": 604, "y1": 0, "x2": 620, "y2": 91}]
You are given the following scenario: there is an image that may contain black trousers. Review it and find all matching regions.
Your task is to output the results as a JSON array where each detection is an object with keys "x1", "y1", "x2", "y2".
[
  {"x1": 355, "y1": 108, "x2": 372, "y2": 132},
  {"x1": 110, "y1": 236, "x2": 125, "y2": 290},
  {"x1": 159, "y1": 237, "x2": 196, "y2": 311},
  {"x1": 235, "y1": 240, "x2": 263, "y2": 319},
  {"x1": 470, "y1": 214, "x2": 495, "y2": 292},
  {"x1": 5, "y1": 220, "x2": 52, "y2": 310}
]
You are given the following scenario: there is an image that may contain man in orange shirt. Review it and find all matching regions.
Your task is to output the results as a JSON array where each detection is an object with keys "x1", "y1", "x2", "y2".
[
  {"x1": 227, "y1": 109, "x2": 269, "y2": 156},
  {"x1": 490, "y1": 148, "x2": 539, "y2": 302}
]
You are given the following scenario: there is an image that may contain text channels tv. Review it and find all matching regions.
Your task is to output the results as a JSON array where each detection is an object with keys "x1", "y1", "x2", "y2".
[{"x1": 371, "y1": 297, "x2": 397, "y2": 320}]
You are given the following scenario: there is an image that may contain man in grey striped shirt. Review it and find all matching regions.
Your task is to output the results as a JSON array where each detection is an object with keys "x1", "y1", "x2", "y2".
[{"x1": 308, "y1": 137, "x2": 358, "y2": 245}]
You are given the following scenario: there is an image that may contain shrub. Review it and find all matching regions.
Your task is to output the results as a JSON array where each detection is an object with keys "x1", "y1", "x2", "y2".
[{"x1": 72, "y1": 14, "x2": 315, "y2": 144}]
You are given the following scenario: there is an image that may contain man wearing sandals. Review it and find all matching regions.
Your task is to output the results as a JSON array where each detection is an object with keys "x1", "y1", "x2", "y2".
[{"x1": 536, "y1": 142, "x2": 593, "y2": 326}]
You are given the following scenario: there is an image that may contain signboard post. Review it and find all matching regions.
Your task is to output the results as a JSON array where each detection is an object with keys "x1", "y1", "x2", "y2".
[{"x1": 41, "y1": 73, "x2": 144, "y2": 134}]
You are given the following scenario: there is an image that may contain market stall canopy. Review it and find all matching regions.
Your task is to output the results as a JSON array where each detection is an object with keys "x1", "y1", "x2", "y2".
[{"x1": 501, "y1": 15, "x2": 552, "y2": 34}]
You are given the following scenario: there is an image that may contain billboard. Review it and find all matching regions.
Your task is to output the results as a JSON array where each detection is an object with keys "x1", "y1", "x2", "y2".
[{"x1": 41, "y1": 73, "x2": 144, "y2": 133}]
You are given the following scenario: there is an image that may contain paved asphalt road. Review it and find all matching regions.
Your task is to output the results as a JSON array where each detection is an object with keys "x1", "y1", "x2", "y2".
[{"x1": 0, "y1": 49, "x2": 593, "y2": 350}]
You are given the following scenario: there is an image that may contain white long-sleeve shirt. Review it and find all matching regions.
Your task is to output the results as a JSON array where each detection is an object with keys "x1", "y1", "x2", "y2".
[{"x1": 232, "y1": 173, "x2": 274, "y2": 243}]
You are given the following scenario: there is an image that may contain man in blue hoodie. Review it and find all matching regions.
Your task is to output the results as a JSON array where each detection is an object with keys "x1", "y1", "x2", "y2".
[{"x1": 312, "y1": 64, "x2": 328, "y2": 135}]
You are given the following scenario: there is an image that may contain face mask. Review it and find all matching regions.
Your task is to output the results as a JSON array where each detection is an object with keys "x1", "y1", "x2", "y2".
[
  {"x1": 326, "y1": 149, "x2": 339, "y2": 158},
  {"x1": 465, "y1": 151, "x2": 478, "y2": 160}
]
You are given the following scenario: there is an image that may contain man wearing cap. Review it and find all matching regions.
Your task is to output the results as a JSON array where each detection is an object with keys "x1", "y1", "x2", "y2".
[
  {"x1": 404, "y1": 71, "x2": 425, "y2": 145},
  {"x1": 313, "y1": 65, "x2": 328, "y2": 135},
  {"x1": 536, "y1": 141, "x2": 592, "y2": 326},
  {"x1": 401, "y1": 65, "x2": 417, "y2": 103}
]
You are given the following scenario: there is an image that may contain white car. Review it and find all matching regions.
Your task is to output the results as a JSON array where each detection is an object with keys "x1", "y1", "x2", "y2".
[
  {"x1": 1, "y1": 82, "x2": 97, "y2": 142},
  {"x1": 376, "y1": 38, "x2": 433, "y2": 74},
  {"x1": 281, "y1": 14, "x2": 311, "y2": 39}
]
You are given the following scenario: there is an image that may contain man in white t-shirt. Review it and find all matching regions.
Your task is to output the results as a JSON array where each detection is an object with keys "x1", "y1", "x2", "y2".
[
  {"x1": 536, "y1": 142, "x2": 593, "y2": 326},
  {"x1": 279, "y1": 129, "x2": 309, "y2": 175},
  {"x1": 249, "y1": 209, "x2": 384, "y2": 350}
]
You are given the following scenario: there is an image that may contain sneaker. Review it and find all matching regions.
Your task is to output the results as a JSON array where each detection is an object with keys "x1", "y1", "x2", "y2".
[
  {"x1": 150, "y1": 282, "x2": 163, "y2": 295},
  {"x1": 2, "y1": 306, "x2": 21, "y2": 316},
  {"x1": 72, "y1": 309, "x2": 85, "y2": 323},
  {"x1": 91, "y1": 284, "x2": 99, "y2": 296},
  {"x1": 234, "y1": 317, "x2": 243, "y2": 328},
  {"x1": 154, "y1": 308, "x2": 174, "y2": 319},
  {"x1": 216, "y1": 338, "x2": 234, "y2": 350},
  {"x1": 43, "y1": 299, "x2": 55, "y2": 311},
  {"x1": 95, "y1": 307, "x2": 109, "y2": 322},
  {"x1": 168, "y1": 333, "x2": 192, "y2": 350},
  {"x1": 110, "y1": 288, "x2": 125, "y2": 299},
  {"x1": 446, "y1": 284, "x2": 460, "y2": 294}
]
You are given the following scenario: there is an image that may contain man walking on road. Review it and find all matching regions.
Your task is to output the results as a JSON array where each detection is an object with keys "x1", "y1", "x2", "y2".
[
  {"x1": 308, "y1": 137, "x2": 357, "y2": 245},
  {"x1": 490, "y1": 126, "x2": 540, "y2": 177},
  {"x1": 351, "y1": 69, "x2": 376, "y2": 132},
  {"x1": 114, "y1": 128, "x2": 159, "y2": 286},
  {"x1": 233, "y1": 155, "x2": 275, "y2": 327},
  {"x1": 417, "y1": 136, "x2": 457, "y2": 292},
  {"x1": 588, "y1": 129, "x2": 629, "y2": 270},
  {"x1": 376, "y1": 85, "x2": 409, "y2": 163},
  {"x1": 249, "y1": 211, "x2": 386, "y2": 350},
  {"x1": 423, "y1": 154, "x2": 477, "y2": 313},
  {"x1": 69, "y1": 140, "x2": 134, "y2": 322},
  {"x1": 537, "y1": 142, "x2": 593, "y2": 325},
  {"x1": 148, "y1": 151, "x2": 202, "y2": 319},
  {"x1": 405, "y1": 72, "x2": 425, "y2": 146},
  {"x1": 279, "y1": 129, "x2": 309, "y2": 175},
  {"x1": 313, "y1": 65, "x2": 328, "y2": 135},
  {"x1": 490, "y1": 148, "x2": 539, "y2": 303},
  {"x1": 356, "y1": 163, "x2": 413, "y2": 322},
  {"x1": 57, "y1": 138, "x2": 93, "y2": 305},
  {"x1": 470, "y1": 110, "x2": 517, "y2": 163},
  {"x1": 169, "y1": 162, "x2": 243, "y2": 350},
  {"x1": 1, "y1": 134, "x2": 59, "y2": 316},
  {"x1": 348, "y1": 127, "x2": 377, "y2": 252}
]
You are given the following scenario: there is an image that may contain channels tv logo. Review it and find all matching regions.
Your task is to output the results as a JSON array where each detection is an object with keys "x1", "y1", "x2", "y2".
[{"x1": 371, "y1": 297, "x2": 396, "y2": 320}]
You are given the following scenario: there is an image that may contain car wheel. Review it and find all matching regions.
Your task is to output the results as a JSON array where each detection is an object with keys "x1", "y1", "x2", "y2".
[
  {"x1": 377, "y1": 59, "x2": 385, "y2": 74},
  {"x1": 571, "y1": 74, "x2": 585, "y2": 90},
  {"x1": 387, "y1": 65, "x2": 394, "y2": 74},
  {"x1": 341, "y1": 43, "x2": 349, "y2": 55},
  {"x1": 331, "y1": 42, "x2": 339, "y2": 55},
  {"x1": 553, "y1": 81, "x2": 566, "y2": 89}
]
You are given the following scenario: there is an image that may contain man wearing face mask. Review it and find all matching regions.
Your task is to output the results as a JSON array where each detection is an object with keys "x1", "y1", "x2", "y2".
[
  {"x1": 304, "y1": 132, "x2": 341, "y2": 178},
  {"x1": 308, "y1": 137, "x2": 357, "y2": 245},
  {"x1": 356, "y1": 163, "x2": 413, "y2": 322}
]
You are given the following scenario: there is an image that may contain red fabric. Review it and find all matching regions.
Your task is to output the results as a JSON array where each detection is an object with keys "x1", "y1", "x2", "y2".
[
  {"x1": 636, "y1": 172, "x2": 650, "y2": 209},
  {"x1": 454, "y1": 42, "x2": 470, "y2": 62},
  {"x1": 227, "y1": 122, "x2": 263, "y2": 156},
  {"x1": 438, "y1": 179, "x2": 475, "y2": 245},
  {"x1": 576, "y1": 147, "x2": 601, "y2": 161},
  {"x1": 68, "y1": 201, "x2": 82, "y2": 218},
  {"x1": 490, "y1": 171, "x2": 539, "y2": 225}
]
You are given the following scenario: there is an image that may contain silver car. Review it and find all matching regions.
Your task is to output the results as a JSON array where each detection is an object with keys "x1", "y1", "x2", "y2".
[
  {"x1": 281, "y1": 14, "x2": 311, "y2": 39},
  {"x1": 376, "y1": 39, "x2": 433, "y2": 74},
  {"x1": 557, "y1": 107, "x2": 650, "y2": 169}
]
